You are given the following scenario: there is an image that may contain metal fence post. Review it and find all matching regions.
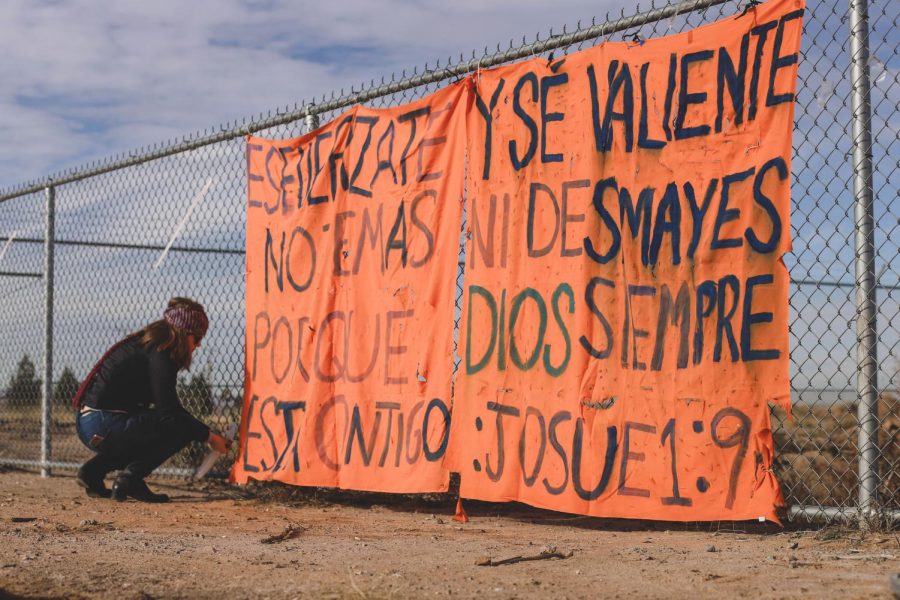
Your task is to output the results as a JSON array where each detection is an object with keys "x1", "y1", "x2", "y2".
[
  {"x1": 304, "y1": 108, "x2": 319, "y2": 134},
  {"x1": 848, "y1": 0, "x2": 879, "y2": 526},
  {"x1": 41, "y1": 185, "x2": 56, "y2": 478}
]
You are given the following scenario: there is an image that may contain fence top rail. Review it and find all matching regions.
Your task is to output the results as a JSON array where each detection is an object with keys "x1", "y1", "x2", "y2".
[{"x1": 0, "y1": 0, "x2": 730, "y2": 204}]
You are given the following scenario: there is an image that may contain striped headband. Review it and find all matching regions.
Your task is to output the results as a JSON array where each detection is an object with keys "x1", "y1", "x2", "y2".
[{"x1": 163, "y1": 305, "x2": 209, "y2": 339}]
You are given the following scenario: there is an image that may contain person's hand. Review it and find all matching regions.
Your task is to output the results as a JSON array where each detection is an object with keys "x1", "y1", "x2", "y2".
[{"x1": 207, "y1": 431, "x2": 232, "y2": 454}]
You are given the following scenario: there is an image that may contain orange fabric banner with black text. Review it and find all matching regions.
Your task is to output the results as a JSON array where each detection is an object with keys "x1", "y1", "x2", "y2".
[
  {"x1": 232, "y1": 82, "x2": 468, "y2": 492},
  {"x1": 446, "y1": 0, "x2": 802, "y2": 521}
]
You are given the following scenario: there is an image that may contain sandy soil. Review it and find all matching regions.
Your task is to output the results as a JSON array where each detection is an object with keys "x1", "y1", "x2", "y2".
[{"x1": 0, "y1": 469, "x2": 897, "y2": 600}]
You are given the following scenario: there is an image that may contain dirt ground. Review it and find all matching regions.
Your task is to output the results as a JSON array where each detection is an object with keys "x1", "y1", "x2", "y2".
[{"x1": 0, "y1": 469, "x2": 897, "y2": 600}]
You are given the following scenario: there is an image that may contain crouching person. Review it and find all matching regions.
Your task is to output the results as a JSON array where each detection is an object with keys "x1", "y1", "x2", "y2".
[{"x1": 73, "y1": 297, "x2": 231, "y2": 502}]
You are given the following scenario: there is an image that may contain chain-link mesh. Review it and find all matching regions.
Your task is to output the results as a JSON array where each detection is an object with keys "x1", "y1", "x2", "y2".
[
  {"x1": 0, "y1": 0, "x2": 896, "y2": 521},
  {"x1": 866, "y1": 0, "x2": 899, "y2": 517},
  {"x1": 0, "y1": 190, "x2": 46, "y2": 469}
]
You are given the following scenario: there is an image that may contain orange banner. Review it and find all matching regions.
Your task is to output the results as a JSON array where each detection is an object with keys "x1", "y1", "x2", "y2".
[
  {"x1": 447, "y1": 0, "x2": 803, "y2": 521},
  {"x1": 232, "y1": 82, "x2": 468, "y2": 492}
]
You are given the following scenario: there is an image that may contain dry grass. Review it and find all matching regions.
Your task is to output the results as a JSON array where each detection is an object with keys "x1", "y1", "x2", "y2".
[
  {"x1": 772, "y1": 391, "x2": 900, "y2": 512},
  {"x1": 2, "y1": 393, "x2": 899, "y2": 518}
]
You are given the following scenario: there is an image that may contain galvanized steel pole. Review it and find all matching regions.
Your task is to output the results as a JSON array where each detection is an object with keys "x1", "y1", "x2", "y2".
[
  {"x1": 41, "y1": 185, "x2": 56, "y2": 478},
  {"x1": 304, "y1": 109, "x2": 319, "y2": 134},
  {"x1": 848, "y1": 0, "x2": 879, "y2": 526}
]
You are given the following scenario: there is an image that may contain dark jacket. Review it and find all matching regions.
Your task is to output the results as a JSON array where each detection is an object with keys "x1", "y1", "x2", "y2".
[{"x1": 81, "y1": 337, "x2": 209, "y2": 442}]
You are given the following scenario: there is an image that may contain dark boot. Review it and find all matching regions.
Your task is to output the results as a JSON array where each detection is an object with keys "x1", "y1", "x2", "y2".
[
  {"x1": 112, "y1": 473, "x2": 169, "y2": 503},
  {"x1": 76, "y1": 454, "x2": 115, "y2": 498},
  {"x1": 110, "y1": 473, "x2": 128, "y2": 501}
]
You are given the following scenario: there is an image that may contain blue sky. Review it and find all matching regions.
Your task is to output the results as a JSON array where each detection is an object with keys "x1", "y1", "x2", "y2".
[
  {"x1": 0, "y1": 0, "x2": 896, "y2": 398},
  {"x1": 0, "y1": 0, "x2": 645, "y2": 190}
]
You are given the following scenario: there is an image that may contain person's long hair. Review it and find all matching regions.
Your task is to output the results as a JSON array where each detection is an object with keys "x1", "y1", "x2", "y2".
[{"x1": 132, "y1": 297, "x2": 202, "y2": 370}]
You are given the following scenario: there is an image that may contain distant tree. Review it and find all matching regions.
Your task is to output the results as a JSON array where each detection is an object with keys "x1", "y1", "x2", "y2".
[
  {"x1": 216, "y1": 386, "x2": 244, "y2": 421},
  {"x1": 177, "y1": 372, "x2": 214, "y2": 416},
  {"x1": 7, "y1": 354, "x2": 42, "y2": 405},
  {"x1": 53, "y1": 367, "x2": 80, "y2": 407},
  {"x1": 218, "y1": 386, "x2": 239, "y2": 409}
]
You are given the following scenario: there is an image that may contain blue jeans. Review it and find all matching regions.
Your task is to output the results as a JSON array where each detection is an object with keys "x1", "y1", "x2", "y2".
[{"x1": 76, "y1": 409, "x2": 197, "y2": 479}]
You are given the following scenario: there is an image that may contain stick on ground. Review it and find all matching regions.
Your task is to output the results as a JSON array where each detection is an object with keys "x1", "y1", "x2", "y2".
[
  {"x1": 476, "y1": 545, "x2": 574, "y2": 567},
  {"x1": 260, "y1": 523, "x2": 307, "y2": 544}
]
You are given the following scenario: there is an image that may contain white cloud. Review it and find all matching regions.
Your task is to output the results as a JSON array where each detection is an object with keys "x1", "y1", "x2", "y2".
[
  {"x1": 0, "y1": 0, "x2": 636, "y2": 189},
  {"x1": 0, "y1": 0, "x2": 895, "y2": 394}
]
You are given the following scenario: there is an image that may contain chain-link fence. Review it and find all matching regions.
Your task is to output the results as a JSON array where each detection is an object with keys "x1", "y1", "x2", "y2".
[{"x1": 0, "y1": 0, "x2": 896, "y2": 525}]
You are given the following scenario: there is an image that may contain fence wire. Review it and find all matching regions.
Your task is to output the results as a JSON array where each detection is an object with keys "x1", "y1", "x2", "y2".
[{"x1": 0, "y1": 0, "x2": 896, "y2": 523}]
